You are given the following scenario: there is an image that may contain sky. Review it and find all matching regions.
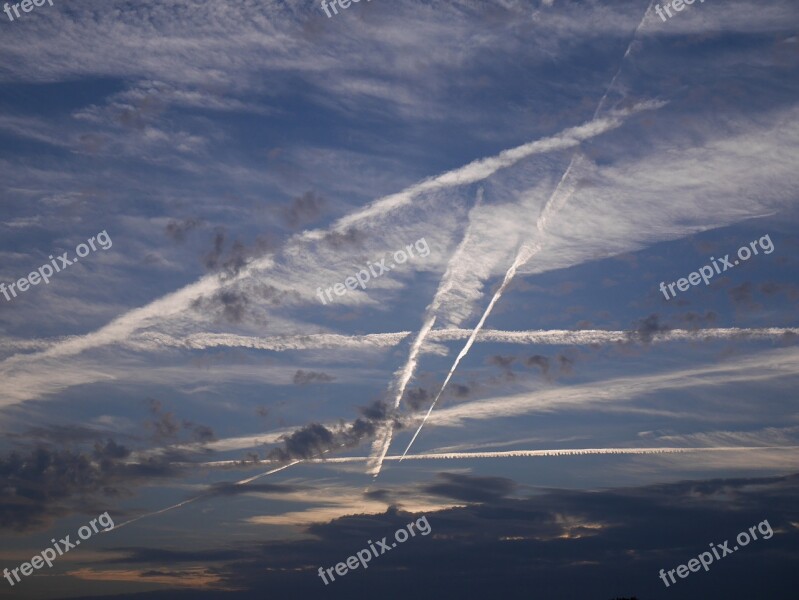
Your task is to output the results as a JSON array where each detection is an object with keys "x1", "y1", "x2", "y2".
[{"x1": 0, "y1": 0, "x2": 798, "y2": 598}]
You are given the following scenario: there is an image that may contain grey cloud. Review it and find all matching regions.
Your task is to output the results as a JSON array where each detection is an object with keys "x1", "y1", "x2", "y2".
[
  {"x1": 526, "y1": 354, "x2": 550, "y2": 376},
  {"x1": 488, "y1": 355, "x2": 516, "y2": 369},
  {"x1": 629, "y1": 314, "x2": 671, "y2": 344},
  {"x1": 0, "y1": 441, "x2": 178, "y2": 532},
  {"x1": 322, "y1": 227, "x2": 367, "y2": 250},
  {"x1": 423, "y1": 472, "x2": 517, "y2": 503},
  {"x1": 280, "y1": 191, "x2": 326, "y2": 230},
  {"x1": 292, "y1": 370, "x2": 336, "y2": 385},
  {"x1": 191, "y1": 289, "x2": 250, "y2": 324},
  {"x1": 676, "y1": 310, "x2": 718, "y2": 329},
  {"x1": 266, "y1": 400, "x2": 393, "y2": 462},
  {"x1": 86, "y1": 472, "x2": 799, "y2": 599},
  {"x1": 404, "y1": 387, "x2": 430, "y2": 411},
  {"x1": 166, "y1": 218, "x2": 203, "y2": 242}
]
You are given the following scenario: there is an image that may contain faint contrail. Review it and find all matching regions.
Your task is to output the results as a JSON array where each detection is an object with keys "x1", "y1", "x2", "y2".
[
  {"x1": 400, "y1": 1, "x2": 658, "y2": 460},
  {"x1": 112, "y1": 461, "x2": 300, "y2": 530},
  {"x1": 113, "y1": 445, "x2": 347, "y2": 530}
]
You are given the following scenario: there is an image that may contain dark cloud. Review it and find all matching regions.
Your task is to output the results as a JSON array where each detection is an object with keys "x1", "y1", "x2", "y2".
[
  {"x1": 629, "y1": 314, "x2": 671, "y2": 344},
  {"x1": 146, "y1": 398, "x2": 180, "y2": 440},
  {"x1": 72, "y1": 472, "x2": 799, "y2": 600},
  {"x1": 487, "y1": 355, "x2": 516, "y2": 378},
  {"x1": 280, "y1": 191, "x2": 325, "y2": 229},
  {"x1": 165, "y1": 218, "x2": 203, "y2": 242},
  {"x1": 266, "y1": 401, "x2": 394, "y2": 462},
  {"x1": 266, "y1": 423, "x2": 335, "y2": 461},
  {"x1": 404, "y1": 387, "x2": 429, "y2": 411},
  {"x1": 451, "y1": 383, "x2": 470, "y2": 397},
  {"x1": 191, "y1": 289, "x2": 250, "y2": 323},
  {"x1": 203, "y1": 229, "x2": 227, "y2": 271},
  {"x1": 322, "y1": 227, "x2": 367, "y2": 250},
  {"x1": 758, "y1": 281, "x2": 799, "y2": 299},
  {"x1": 146, "y1": 399, "x2": 215, "y2": 444},
  {"x1": 676, "y1": 310, "x2": 718, "y2": 329},
  {"x1": 525, "y1": 354, "x2": 550, "y2": 376},
  {"x1": 206, "y1": 482, "x2": 299, "y2": 497},
  {"x1": 558, "y1": 354, "x2": 574, "y2": 375},
  {"x1": 729, "y1": 281, "x2": 755, "y2": 307},
  {"x1": 423, "y1": 472, "x2": 517, "y2": 503},
  {"x1": 202, "y1": 230, "x2": 276, "y2": 277},
  {"x1": 20, "y1": 424, "x2": 117, "y2": 444},
  {"x1": 486, "y1": 354, "x2": 516, "y2": 369},
  {"x1": 359, "y1": 399, "x2": 388, "y2": 421},
  {"x1": 292, "y1": 370, "x2": 336, "y2": 385},
  {"x1": 183, "y1": 422, "x2": 215, "y2": 444},
  {"x1": 0, "y1": 441, "x2": 178, "y2": 532},
  {"x1": 524, "y1": 354, "x2": 573, "y2": 379}
]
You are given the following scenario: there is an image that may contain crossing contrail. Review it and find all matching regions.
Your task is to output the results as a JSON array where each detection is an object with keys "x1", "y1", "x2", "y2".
[
  {"x1": 399, "y1": 1, "x2": 658, "y2": 461},
  {"x1": 367, "y1": 190, "x2": 485, "y2": 477}
]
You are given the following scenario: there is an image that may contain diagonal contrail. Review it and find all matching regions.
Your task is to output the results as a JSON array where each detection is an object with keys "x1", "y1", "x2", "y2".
[
  {"x1": 367, "y1": 189, "x2": 485, "y2": 477},
  {"x1": 400, "y1": 1, "x2": 658, "y2": 460},
  {"x1": 112, "y1": 461, "x2": 302, "y2": 531},
  {"x1": 114, "y1": 444, "x2": 348, "y2": 530}
]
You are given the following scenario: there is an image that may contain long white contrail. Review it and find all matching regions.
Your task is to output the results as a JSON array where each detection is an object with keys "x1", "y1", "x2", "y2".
[
  {"x1": 114, "y1": 442, "x2": 798, "y2": 529},
  {"x1": 129, "y1": 327, "x2": 797, "y2": 353},
  {"x1": 183, "y1": 446, "x2": 799, "y2": 469},
  {"x1": 311, "y1": 101, "x2": 664, "y2": 238},
  {"x1": 400, "y1": 1, "x2": 658, "y2": 460},
  {"x1": 367, "y1": 190, "x2": 484, "y2": 477}
]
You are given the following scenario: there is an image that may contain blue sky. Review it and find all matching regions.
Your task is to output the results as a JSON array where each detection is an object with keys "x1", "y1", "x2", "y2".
[{"x1": 0, "y1": 1, "x2": 798, "y2": 598}]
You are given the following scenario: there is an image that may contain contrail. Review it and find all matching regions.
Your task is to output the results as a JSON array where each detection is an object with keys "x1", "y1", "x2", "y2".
[
  {"x1": 115, "y1": 442, "x2": 799, "y2": 528},
  {"x1": 311, "y1": 101, "x2": 664, "y2": 238},
  {"x1": 183, "y1": 446, "x2": 799, "y2": 469},
  {"x1": 367, "y1": 189, "x2": 484, "y2": 477},
  {"x1": 0, "y1": 104, "x2": 659, "y2": 378},
  {"x1": 400, "y1": 1, "x2": 658, "y2": 460},
  {"x1": 129, "y1": 327, "x2": 798, "y2": 353},
  {"x1": 114, "y1": 444, "x2": 348, "y2": 530},
  {"x1": 113, "y1": 461, "x2": 300, "y2": 530}
]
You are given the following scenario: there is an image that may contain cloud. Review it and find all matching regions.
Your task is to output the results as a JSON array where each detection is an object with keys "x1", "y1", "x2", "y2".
[
  {"x1": 292, "y1": 370, "x2": 336, "y2": 385},
  {"x1": 629, "y1": 314, "x2": 671, "y2": 344},
  {"x1": 78, "y1": 471, "x2": 799, "y2": 599},
  {"x1": 0, "y1": 440, "x2": 178, "y2": 532},
  {"x1": 280, "y1": 191, "x2": 326, "y2": 230},
  {"x1": 422, "y1": 472, "x2": 517, "y2": 503},
  {"x1": 165, "y1": 218, "x2": 203, "y2": 242}
]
